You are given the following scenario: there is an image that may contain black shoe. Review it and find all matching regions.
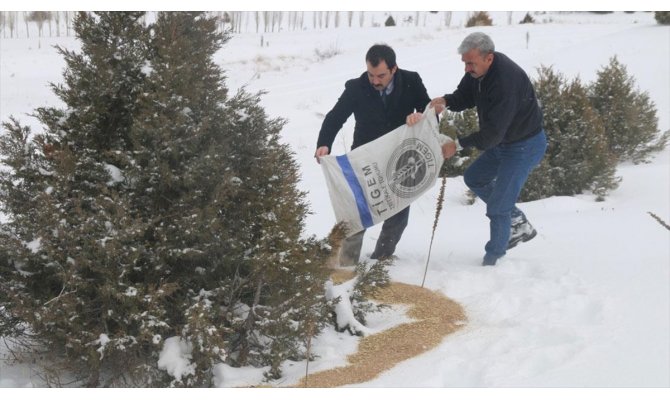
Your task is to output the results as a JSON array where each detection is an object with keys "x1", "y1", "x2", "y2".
[
  {"x1": 370, "y1": 252, "x2": 396, "y2": 261},
  {"x1": 508, "y1": 218, "x2": 537, "y2": 250}
]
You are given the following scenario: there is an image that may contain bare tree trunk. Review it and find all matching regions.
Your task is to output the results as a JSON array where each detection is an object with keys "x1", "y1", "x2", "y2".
[
  {"x1": 263, "y1": 11, "x2": 270, "y2": 33},
  {"x1": 10, "y1": 12, "x2": 17, "y2": 38},
  {"x1": 54, "y1": 11, "x2": 60, "y2": 36},
  {"x1": 238, "y1": 274, "x2": 264, "y2": 365},
  {"x1": 508, "y1": 11, "x2": 513, "y2": 25},
  {"x1": 359, "y1": 11, "x2": 365, "y2": 27},
  {"x1": 334, "y1": 11, "x2": 340, "y2": 28},
  {"x1": 23, "y1": 11, "x2": 29, "y2": 38},
  {"x1": 65, "y1": 11, "x2": 70, "y2": 36},
  {"x1": 444, "y1": 11, "x2": 452, "y2": 28},
  {"x1": 325, "y1": 11, "x2": 330, "y2": 28},
  {"x1": 347, "y1": 11, "x2": 353, "y2": 27},
  {"x1": 276, "y1": 11, "x2": 283, "y2": 32}
]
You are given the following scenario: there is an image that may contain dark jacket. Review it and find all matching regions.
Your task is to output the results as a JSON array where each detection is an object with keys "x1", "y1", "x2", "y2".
[
  {"x1": 445, "y1": 51, "x2": 544, "y2": 151},
  {"x1": 317, "y1": 69, "x2": 431, "y2": 151}
]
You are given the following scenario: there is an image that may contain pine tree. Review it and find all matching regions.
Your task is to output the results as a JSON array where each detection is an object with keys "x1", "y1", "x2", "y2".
[
  {"x1": 133, "y1": 12, "x2": 333, "y2": 384},
  {"x1": 0, "y1": 11, "x2": 151, "y2": 386},
  {"x1": 655, "y1": 11, "x2": 670, "y2": 25},
  {"x1": 466, "y1": 11, "x2": 493, "y2": 27},
  {"x1": 438, "y1": 108, "x2": 480, "y2": 178},
  {"x1": 0, "y1": 11, "x2": 335, "y2": 386},
  {"x1": 590, "y1": 56, "x2": 666, "y2": 164},
  {"x1": 524, "y1": 66, "x2": 620, "y2": 201},
  {"x1": 519, "y1": 12, "x2": 535, "y2": 24}
]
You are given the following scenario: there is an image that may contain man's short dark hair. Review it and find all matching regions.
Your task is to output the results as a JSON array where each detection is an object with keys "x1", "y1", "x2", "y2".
[{"x1": 366, "y1": 44, "x2": 397, "y2": 69}]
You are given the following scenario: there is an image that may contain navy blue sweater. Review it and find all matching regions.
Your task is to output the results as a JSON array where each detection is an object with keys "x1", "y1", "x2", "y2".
[{"x1": 445, "y1": 52, "x2": 544, "y2": 150}]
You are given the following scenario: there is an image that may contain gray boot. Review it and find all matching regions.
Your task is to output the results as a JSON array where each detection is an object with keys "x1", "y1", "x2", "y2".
[
  {"x1": 508, "y1": 214, "x2": 537, "y2": 249},
  {"x1": 339, "y1": 230, "x2": 365, "y2": 266}
]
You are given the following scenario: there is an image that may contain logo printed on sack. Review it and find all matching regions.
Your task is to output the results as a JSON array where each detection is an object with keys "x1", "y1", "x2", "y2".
[{"x1": 387, "y1": 138, "x2": 438, "y2": 199}]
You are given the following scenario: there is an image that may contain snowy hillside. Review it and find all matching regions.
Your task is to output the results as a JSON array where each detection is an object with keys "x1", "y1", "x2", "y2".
[{"x1": 1, "y1": 10, "x2": 669, "y2": 392}]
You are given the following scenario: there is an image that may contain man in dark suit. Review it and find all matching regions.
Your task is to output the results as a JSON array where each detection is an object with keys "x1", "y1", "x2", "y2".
[{"x1": 315, "y1": 44, "x2": 431, "y2": 265}]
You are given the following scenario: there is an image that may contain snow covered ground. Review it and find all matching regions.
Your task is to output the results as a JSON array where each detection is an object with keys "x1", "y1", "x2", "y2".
[{"x1": 1, "y1": 7, "x2": 669, "y2": 397}]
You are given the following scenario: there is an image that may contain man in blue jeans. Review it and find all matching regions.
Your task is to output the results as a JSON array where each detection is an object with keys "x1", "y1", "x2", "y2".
[{"x1": 408, "y1": 32, "x2": 547, "y2": 266}]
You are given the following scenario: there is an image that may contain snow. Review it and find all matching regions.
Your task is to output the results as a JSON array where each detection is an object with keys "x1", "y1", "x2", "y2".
[
  {"x1": 1, "y1": 6, "x2": 669, "y2": 399},
  {"x1": 325, "y1": 278, "x2": 373, "y2": 336},
  {"x1": 91, "y1": 333, "x2": 111, "y2": 360},
  {"x1": 157, "y1": 337, "x2": 196, "y2": 384},
  {"x1": 24, "y1": 238, "x2": 41, "y2": 253},
  {"x1": 103, "y1": 163, "x2": 124, "y2": 185}
]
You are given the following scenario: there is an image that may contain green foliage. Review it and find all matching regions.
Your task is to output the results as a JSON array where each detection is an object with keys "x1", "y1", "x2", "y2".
[
  {"x1": 438, "y1": 108, "x2": 480, "y2": 178},
  {"x1": 0, "y1": 11, "x2": 334, "y2": 387},
  {"x1": 441, "y1": 57, "x2": 667, "y2": 202},
  {"x1": 466, "y1": 11, "x2": 493, "y2": 27},
  {"x1": 524, "y1": 66, "x2": 620, "y2": 201},
  {"x1": 349, "y1": 260, "x2": 391, "y2": 325},
  {"x1": 0, "y1": 246, "x2": 24, "y2": 338},
  {"x1": 520, "y1": 12, "x2": 535, "y2": 24},
  {"x1": 0, "y1": 11, "x2": 153, "y2": 386},
  {"x1": 327, "y1": 259, "x2": 390, "y2": 338},
  {"x1": 589, "y1": 56, "x2": 667, "y2": 164},
  {"x1": 654, "y1": 12, "x2": 670, "y2": 24}
]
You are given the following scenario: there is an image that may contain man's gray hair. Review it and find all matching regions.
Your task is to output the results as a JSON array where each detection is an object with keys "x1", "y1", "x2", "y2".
[{"x1": 458, "y1": 32, "x2": 495, "y2": 55}]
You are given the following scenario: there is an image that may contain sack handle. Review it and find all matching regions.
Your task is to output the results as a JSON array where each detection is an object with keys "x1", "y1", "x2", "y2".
[{"x1": 420, "y1": 102, "x2": 440, "y2": 132}]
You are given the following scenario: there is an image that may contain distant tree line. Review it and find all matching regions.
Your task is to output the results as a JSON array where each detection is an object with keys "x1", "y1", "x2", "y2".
[
  {"x1": 0, "y1": 11, "x2": 79, "y2": 38},
  {"x1": 4, "y1": 11, "x2": 664, "y2": 39},
  {"x1": 0, "y1": 11, "x2": 497, "y2": 38}
]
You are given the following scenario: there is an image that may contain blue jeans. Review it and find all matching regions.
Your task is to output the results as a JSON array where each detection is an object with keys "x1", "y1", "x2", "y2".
[{"x1": 463, "y1": 131, "x2": 547, "y2": 258}]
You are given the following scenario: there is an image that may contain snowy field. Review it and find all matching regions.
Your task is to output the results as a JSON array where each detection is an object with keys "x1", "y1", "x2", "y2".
[{"x1": 1, "y1": 6, "x2": 669, "y2": 398}]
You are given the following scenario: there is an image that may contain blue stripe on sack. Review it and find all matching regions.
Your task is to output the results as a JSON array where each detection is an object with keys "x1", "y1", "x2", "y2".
[{"x1": 336, "y1": 155, "x2": 374, "y2": 228}]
